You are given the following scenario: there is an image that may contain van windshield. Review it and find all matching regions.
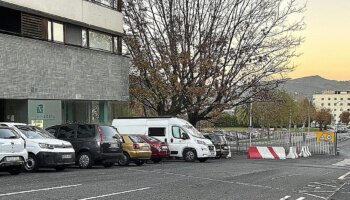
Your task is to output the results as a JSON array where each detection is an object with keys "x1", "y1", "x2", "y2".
[
  {"x1": 16, "y1": 125, "x2": 55, "y2": 139},
  {"x1": 183, "y1": 125, "x2": 204, "y2": 138}
]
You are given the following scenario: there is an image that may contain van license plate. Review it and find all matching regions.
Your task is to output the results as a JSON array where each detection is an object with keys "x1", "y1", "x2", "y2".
[
  {"x1": 110, "y1": 144, "x2": 118, "y2": 148},
  {"x1": 62, "y1": 155, "x2": 72, "y2": 159},
  {"x1": 6, "y1": 157, "x2": 20, "y2": 162}
]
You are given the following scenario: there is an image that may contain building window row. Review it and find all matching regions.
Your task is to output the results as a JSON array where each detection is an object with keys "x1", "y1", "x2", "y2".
[
  {"x1": 0, "y1": 6, "x2": 122, "y2": 54},
  {"x1": 86, "y1": 0, "x2": 123, "y2": 12}
]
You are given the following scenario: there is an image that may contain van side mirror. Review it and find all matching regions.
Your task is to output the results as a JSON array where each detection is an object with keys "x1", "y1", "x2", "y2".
[{"x1": 182, "y1": 133, "x2": 189, "y2": 140}]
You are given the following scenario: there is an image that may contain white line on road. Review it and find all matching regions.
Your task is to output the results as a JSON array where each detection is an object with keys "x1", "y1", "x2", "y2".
[
  {"x1": 77, "y1": 187, "x2": 151, "y2": 200},
  {"x1": 0, "y1": 184, "x2": 82, "y2": 197},
  {"x1": 303, "y1": 193, "x2": 327, "y2": 200},
  {"x1": 296, "y1": 197, "x2": 305, "y2": 200},
  {"x1": 338, "y1": 171, "x2": 350, "y2": 180},
  {"x1": 279, "y1": 196, "x2": 291, "y2": 200}
]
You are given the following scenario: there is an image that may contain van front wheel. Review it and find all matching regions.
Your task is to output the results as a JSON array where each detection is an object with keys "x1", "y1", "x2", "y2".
[{"x1": 183, "y1": 149, "x2": 197, "y2": 162}]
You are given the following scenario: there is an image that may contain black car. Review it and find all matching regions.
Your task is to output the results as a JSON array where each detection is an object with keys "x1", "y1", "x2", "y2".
[
  {"x1": 204, "y1": 133, "x2": 230, "y2": 159},
  {"x1": 46, "y1": 124, "x2": 123, "y2": 168}
]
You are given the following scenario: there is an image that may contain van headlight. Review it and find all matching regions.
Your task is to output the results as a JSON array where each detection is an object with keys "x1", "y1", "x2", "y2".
[
  {"x1": 39, "y1": 143, "x2": 54, "y2": 149},
  {"x1": 196, "y1": 140, "x2": 206, "y2": 145}
]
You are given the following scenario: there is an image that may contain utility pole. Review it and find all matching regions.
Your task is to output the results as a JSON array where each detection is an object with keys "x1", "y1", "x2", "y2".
[{"x1": 249, "y1": 102, "x2": 252, "y2": 146}]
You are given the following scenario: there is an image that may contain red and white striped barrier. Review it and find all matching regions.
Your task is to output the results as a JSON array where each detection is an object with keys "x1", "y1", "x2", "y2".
[{"x1": 248, "y1": 146, "x2": 286, "y2": 159}]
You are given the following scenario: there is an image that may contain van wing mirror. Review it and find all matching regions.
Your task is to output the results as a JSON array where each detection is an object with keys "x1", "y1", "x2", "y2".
[{"x1": 182, "y1": 133, "x2": 189, "y2": 140}]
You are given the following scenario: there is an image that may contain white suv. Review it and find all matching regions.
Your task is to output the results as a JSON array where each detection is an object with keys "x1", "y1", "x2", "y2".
[
  {"x1": 0, "y1": 126, "x2": 28, "y2": 175},
  {"x1": 1, "y1": 123, "x2": 75, "y2": 172}
]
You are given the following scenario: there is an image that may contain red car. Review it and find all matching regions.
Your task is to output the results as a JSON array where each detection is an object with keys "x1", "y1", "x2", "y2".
[{"x1": 138, "y1": 135, "x2": 170, "y2": 163}]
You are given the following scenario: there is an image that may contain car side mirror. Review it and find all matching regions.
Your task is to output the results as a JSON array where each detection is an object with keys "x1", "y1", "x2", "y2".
[{"x1": 182, "y1": 133, "x2": 189, "y2": 140}]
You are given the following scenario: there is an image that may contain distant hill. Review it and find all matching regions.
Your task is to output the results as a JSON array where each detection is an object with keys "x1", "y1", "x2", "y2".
[{"x1": 281, "y1": 76, "x2": 350, "y2": 97}]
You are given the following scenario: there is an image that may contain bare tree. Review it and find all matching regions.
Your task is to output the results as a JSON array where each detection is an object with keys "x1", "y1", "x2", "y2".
[
  {"x1": 314, "y1": 109, "x2": 332, "y2": 131},
  {"x1": 124, "y1": 0, "x2": 305, "y2": 126}
]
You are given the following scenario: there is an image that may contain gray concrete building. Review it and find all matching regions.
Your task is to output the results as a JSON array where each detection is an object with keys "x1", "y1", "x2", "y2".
[{"x1": 0, "y1": 0, "x2": 129, "y2": 128}]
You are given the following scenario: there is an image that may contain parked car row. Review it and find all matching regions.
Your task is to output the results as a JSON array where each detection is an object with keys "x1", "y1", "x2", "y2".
[{"x1": 0, "y1": 117, "x2": 228, "y2": 175}]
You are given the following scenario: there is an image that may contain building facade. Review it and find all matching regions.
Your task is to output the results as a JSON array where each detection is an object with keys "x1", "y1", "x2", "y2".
[
  {"x1": 0, "y1": 0, "x2": 129, "y2": 128},
  {"x1": 313, "y1": 91, "x2": 350, "y2": 124}
]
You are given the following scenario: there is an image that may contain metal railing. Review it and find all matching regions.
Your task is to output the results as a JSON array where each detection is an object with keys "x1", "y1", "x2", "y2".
[{"x1": 220, "y1": 131, "x2": 341, "y2": 155}]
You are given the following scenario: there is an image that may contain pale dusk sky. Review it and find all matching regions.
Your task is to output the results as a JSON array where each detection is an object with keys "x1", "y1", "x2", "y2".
[{"x1": 289, "y1": 0, "x2": 350, "y2": 81}]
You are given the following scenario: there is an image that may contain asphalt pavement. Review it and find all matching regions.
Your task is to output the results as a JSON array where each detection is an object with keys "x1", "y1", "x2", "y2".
[{"x1": 1, "y1": 138, "x2": 350, "y2": 200}]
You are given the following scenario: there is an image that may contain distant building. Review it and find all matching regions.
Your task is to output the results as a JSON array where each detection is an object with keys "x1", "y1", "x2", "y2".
[
  {"x1": 313, "y1": 91, "x2": 350, "y2": 124},
  {"x1": 0, "y1": 0, "x2": 129, "y2": 128}
]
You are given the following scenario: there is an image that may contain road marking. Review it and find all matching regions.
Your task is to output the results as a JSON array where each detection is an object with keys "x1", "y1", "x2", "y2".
[
  {"x1": 310, "y1": 182, "x2": 338, "y2": 188},
  {"x1": 0, "y1": 184, "x2": 82, "y2": 197},
  {"x1": 303, "y1": 193, "x2": 327, "y2": 200},
  {"x1": 338, "y1": 171, "x2": 350, "y2": 180},
  {"x1": 279, "y1": 196, "x2": 291, "y2": 200},
  {"x1": 333, "y1": 159, "x2": 350, "y2": 166},
  {"x1": 296, "y1": 198, "x2": 305, "y2": 200},
  {"x1": 77, "y1": 187, "x2": 151, "y2": 200}
]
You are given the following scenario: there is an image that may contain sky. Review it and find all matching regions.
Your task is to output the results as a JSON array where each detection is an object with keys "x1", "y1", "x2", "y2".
[{"x1": 289, "y1": 0, "x2": 350, "y2": 81}]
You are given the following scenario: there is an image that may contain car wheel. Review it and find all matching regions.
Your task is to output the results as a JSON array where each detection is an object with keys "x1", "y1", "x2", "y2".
[
  {"x1": 55, "y1": 166, "x2": 66, "y2": 171},
  {"x1": 118, "y1": 152, "x2": 130, "y2": 166},
  {"x1": 198, "y1": 158, "x2": 208, "y2": 162},
  {"x1": 183, "y1": 149, "x2": 197, "y2": 162},
  {"x1": 215, "y1": 154, "x2": 222, "y2": 159},
  {"x1": 78, "y1": 152, "x2": 93, "y2": 169},
  {"x1": 103, "y1": 162, "x2": 115, "y2": 168},
  {"x1": 9, "y1": 166, "x2": 23, "y2": 175},
  {"x1": 25, "y1": 154, "x2": 39, "y2": 172},
  {"x1": 135, "y1": 160, "x2": 145, "y2": 166},
  {"x1": 151, "y1": 158, "x2": 162, "y2": 163}
]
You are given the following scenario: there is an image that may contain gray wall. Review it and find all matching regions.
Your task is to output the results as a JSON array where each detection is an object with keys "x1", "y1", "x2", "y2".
[{"x1": 0, "y1": 33, "x2": 129, "y2": 101}]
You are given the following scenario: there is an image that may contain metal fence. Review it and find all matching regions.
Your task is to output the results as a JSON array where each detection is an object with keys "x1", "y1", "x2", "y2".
[{"x1": 223, "y1": 131, "x2": 338, "y2": 155}]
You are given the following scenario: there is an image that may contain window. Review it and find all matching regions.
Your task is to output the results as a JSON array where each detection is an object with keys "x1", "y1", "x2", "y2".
[
  {"x1": 148, "y1": 127, "x2": 166, "y2": 137},
  {"x1": 129, "y1": 135, "x2": 146, "y2": 143},
  {"x1": 46, "y1": 127, "x2": 57, "y2": 135},
  {"x1": 48, "y1": 21, "x2": 64, "y2": 42},
  {"x1": 82, "y1": 29, "x2": 88, "y2": 47},
  {"x1": 89, "y1": 30, "x2": 113, "y2": 52},
  {"x1": 334, "y1": 103, "x2": 337, "y2": 106},
  {"x1": 321, "y1": 98, "x2": 324, "y2": 100},
  {"x1": 334, "y1": 109, "x2": 337, "y2": 111},
  {"x1": 100, "y1": 126, "x2": 120, "y2": 140},
  {"x1": 328, "y1": 98, "x2": 331, "y2": 100},
  {"x1": 340, "y1": 109, "x2": 343, "y2": 111},
  {"x1": 65, "y1": 24, "x2": 82, "y2": 46},
  {"x1": 57, "y1": 125, "x2": 75, "y2": 139},
  {"x1": 334, "y1": 98, "x2": 337, "y2": 100},
  {"x1": 341, "y1": 98, "x2": 344, "y2": 100},
  {"x1": 348, "y1": 98, "x2": 350, "y2": 100},
  {"x1": 340, "y1": 103, "x2": 343, "y2": 106},
  {"x1": 77, "y1": 125, "x2": 95, "y2": 138},
  {"x1": 0, "y1": 7, "x2": 21, "y2": 34},
  {"x1": 172, "y1": 126, "x2": 186, "y2": 139},
  {"x1": 328, "y1": 103, "x2": 331, "y2": 106},
  {"x1": 114, "y1": 36, "x2": 122, "y2": 54},
  {"x1": 0, "y1": 129, "x2": 18, "y2": 139},
  {"x1": 321, "y1": 103, "x2": 324, "y2": 106},
  {"x1": 88, "y1": 0, "x2": 123, "y2": 11}
]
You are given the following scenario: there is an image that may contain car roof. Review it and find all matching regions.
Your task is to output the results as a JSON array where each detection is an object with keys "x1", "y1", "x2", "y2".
[{"x1": 0, "y1": 122, "x2": 27, "y2": 127}]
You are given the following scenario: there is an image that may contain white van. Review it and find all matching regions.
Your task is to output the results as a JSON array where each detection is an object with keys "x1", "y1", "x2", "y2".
[
  {"x1": 1, "y1": 123, "x2": 75, "y2": 172},
  {"x1": 112, "y1": 117, "x2": 216, "y2": 162},
  {"x1": 0, "y1": 126, "x2": 28, "y2": 175}
]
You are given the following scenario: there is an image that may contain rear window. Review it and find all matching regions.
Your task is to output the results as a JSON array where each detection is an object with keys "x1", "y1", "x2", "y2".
[
  {"x1": 143, "y1": 135, "x2": 159, "y2": 142},
  {"x1": 129, "y1": 135, "x2": 146, "y2": 143},
  {"x1": 77, "y1": 124, "x2": 95, "y2": 138},
  {"x1": 100, "y1": 126, "x2": 121, "y2": 140},
  {"x1": 148, "y1": 127, "x2": 166, "y2": 137},
  {"x1": 16, "y1": 125, "x2": 55, "y2": 139},
  {"x1": 0, "y1": 128, "x2": 18, "y2": 139}
]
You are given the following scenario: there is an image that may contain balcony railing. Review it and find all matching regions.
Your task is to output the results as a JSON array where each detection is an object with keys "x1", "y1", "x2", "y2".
[{"x1": 86, "y1": 0, "x2": 123, "y2": 12}]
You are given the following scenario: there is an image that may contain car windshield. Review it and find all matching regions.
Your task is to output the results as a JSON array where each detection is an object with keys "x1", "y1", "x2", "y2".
[
  {"x1": 0, "y1": 128, "x2": 19, "y2": 139},
  {"x1": 183, "y1": 125, "x2": 204, "y2": 138},
  {"x1": 211, "y1": 135, "x2": 227, "y2": 142},
  {"x1": 15, "y1": 125, "x2": 55, "y2": 139}
]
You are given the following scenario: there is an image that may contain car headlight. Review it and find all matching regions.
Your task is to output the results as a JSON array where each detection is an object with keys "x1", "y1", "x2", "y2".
[
  {"x1": 196, "y1": 140, "x2": 206, "y2": 145},
  {"x1": 39, "y1": 143, "x2": 54, "y2": 149}
]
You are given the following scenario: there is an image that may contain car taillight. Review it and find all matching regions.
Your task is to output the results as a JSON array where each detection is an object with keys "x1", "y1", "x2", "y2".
[
  {"x1": 98, "y1": 126, "x2": 103, "y2": 145},
  {"x1": 133, "y1": 143, "x2": 140, "y2": 149}
]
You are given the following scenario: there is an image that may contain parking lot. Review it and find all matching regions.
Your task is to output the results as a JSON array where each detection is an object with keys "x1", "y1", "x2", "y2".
[{"x1": 1, "y1": 146, "x2": 350, "y2": 200}]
